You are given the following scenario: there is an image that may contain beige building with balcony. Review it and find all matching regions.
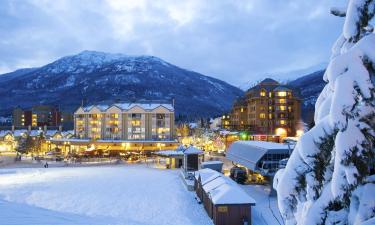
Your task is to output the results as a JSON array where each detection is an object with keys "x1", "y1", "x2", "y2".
[{"x1": 74, "y1": 102, "x2": 176, "y2": 141}]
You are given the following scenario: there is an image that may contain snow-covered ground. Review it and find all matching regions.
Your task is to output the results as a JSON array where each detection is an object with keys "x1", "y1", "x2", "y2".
[
  {"x1": 0, "y1": 165, "x2": 213, "y2": 225},
  {"x1": 241, "y1": 185, "x2": 284, "y2": 225}
]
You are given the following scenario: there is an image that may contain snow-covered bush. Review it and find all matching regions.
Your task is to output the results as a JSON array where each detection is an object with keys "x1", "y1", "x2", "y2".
[{"x1": 277, "y1": 1, "x2": 375, "y2": 224}]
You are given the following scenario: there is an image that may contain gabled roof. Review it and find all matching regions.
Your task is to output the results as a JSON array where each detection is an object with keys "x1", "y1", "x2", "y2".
[
  {"x1": 260, "y1": 78, "x2": 279, "y2": 85},
  {"x1": 199, "y1": 168, "x2": 256, "y2": 205},
  {"x1": 0, "y1": 130, "x2": 13, "y2": 138},
  {"x1": 183, "y1": 146, "x2": 203, "y2": 155},
  {"x1": 79, "y1": 102, "x2": 174, "y2": 113}
]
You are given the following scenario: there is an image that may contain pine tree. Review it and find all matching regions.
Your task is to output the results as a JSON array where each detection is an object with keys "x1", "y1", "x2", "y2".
[{"x1": 276, "y1": 1, "x2": 375, "y2": 224}]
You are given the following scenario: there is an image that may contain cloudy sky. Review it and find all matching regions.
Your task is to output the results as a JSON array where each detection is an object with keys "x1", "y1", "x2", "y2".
[{"x1": 0, "y1": 0, "x2": 346, "y2": 87}]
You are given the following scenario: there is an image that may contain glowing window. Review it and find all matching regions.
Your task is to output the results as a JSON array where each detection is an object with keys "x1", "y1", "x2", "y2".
[
  {"x1": 241, "y1": 108, "x2": 244, "y2": 112},
  {"x1": 259, "y1": 113, "x2": 266, "y2": 119},
  {"x1": 260, "y1": 89, "x2": 266, "y2": 97},
  {"x1": 280, "y1": 120, "x2": 286, "y2": 125},
  {"x1": 279, "y1": 99, "x2": 286, "y2": 104},
  {"x1": 280, "y1": 106, "x2": 286, "y2": 111},
  {"x1": 269, "y1": 114, "x2": 272, "y2": 119},
  {"x1": 277, "y1": 91, "x2": 287, "y2": 97}
]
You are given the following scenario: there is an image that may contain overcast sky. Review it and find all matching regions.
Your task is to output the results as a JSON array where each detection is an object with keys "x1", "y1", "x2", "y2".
[{"x1": 0, "y1": 0, "x2": 346, "y2": 87}]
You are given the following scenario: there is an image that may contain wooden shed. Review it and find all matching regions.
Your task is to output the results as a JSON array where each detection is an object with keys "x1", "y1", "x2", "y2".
[
  {"x1": 195, "y1": 168, "x2": 256, "y2": 225},
  {"x1": 195, "y1": 169, "x2": 221, "y2": 202},
  {"x1": 183, "y1": 146, "x2": 204, "y2": 172},
  {"x1": 210, "y1": 184, "x2": 255, "y2": 225}
]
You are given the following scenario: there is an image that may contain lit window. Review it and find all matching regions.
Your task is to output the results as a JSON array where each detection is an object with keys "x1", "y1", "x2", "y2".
[
  {"x1": 131, "y1": 120, "x2": 141, "y2": 126},
  {"x1": 280, "y1": 120, "x2": 286, "y2": 125},
  {"x1": 279, "y1": 99, "x2": 286, "y2": 104},
  {"x1": 280, "y1": 106, "x2": 286, "y2": 111},
  {"x1": 269, "y1": 114, "x2": 272, "y2": 119},
  {"x1": 269, "y1": 92, "x2": 272, "y2": 97},
  {"x1": 260, "y1": 90, "x2": 266, "y2": 97},
  {"x1": 241, "y1": 108, "x2": 244, "y2": 112},
  {"x1": 259, "y1": 113, "x2": 266, "y2": 119},
  {"x1": 277, "y1": 91, "x2": 287, "y2": 97}
]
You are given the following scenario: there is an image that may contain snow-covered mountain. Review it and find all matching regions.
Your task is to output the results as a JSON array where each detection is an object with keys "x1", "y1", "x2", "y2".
[{"x1": 0, "y1": 50, "x2": 243, "y2": 118}]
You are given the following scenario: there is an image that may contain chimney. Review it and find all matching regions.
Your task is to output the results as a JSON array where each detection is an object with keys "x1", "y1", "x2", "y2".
[
  {"x1": 44, "y1": 125, "x2": 47, "y2": 132},
  {"x1": 11, "y1": 125, "x2": 15, "y2": 132}
]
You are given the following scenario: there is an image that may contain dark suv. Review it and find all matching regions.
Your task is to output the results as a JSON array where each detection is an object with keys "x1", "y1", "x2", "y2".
[{"x1": 230, "y1": 166, "x2": 247, "y2": 184}]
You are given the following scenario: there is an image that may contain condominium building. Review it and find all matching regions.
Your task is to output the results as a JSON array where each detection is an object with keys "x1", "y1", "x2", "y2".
[
  {"x1": 74, "y1": 102, "x2": 175, "y2": 140},
  {"x1": 12, "y1": 105, "x2": 68, "y2": 127},
  {"x1": 228, "y1": 78, "x2": 301, "y2": 137}
]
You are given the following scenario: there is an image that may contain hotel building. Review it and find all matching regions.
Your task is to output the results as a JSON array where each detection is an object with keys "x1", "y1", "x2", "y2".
[
  {"x1": 74, "y1": 102, "x2": 175, "y2": 140},
  {"x1": 227, "y1": 78, "x2": 301, "y2": 137}
]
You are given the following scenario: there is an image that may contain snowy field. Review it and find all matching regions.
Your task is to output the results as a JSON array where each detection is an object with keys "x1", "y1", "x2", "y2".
[{"x1": 0, "y1": 165, "x2": 213, "y2": 225}]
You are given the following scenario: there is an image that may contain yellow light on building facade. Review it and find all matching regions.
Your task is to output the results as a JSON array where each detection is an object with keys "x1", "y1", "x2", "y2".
[
  {"x1": 296, "y1": 130, "x2": 304, "y2": 137},
  {"x1": 275, "y1": 128, "x2": 287, "y2": 137}
]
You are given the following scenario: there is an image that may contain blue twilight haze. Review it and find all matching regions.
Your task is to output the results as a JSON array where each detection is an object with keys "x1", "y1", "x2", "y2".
[{"x1": 0, "y1": 0, "x2": 345, "y2": 87}]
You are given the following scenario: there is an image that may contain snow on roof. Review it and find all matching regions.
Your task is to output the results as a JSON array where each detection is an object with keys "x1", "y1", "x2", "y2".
[
  {"x1": 201, "y1": 161, "x2": 224, "y2": 165},
  {"x1": 199, "y1": 169, "x2": 256, "y2": 205},
  {"x1": 0, "y1": 130, "x2": 12, "y2": 137},
  {"x1": 61, "y1": 131, "x2": 74, "y2": 137},
  {"x1": 49, "y1": 138, "x2": 90, "y2": 143},
  {"x1": 156, "y1": 150, "x2": 184, "y2": 156},
  {"x1": 183, "y1": 146, "x2": 203, "y2": 155},
  {"x1": 274, "y1": 86, "x2": 291, "y2": 91},
  {"x1": 44, "y1": 130, "x2": 59, "y2": 137},
  {"x1": 210, "y1": 183, "x2": 256, "y2": 205},
  {"x1": 226, "y1": 141, "x2": 290, "y2": 171},
  {"x1": 29, "y1": 130, "x2": 43, "y2": 137},
  {"x1": 197, "y1": 168, "x2": 221, "y2": 184},
  {"x1": 80, "y1": 102, "x2": 174, "y2": 113},
  {"x1": 13, "y1": 130, "x2": 28, "y2": 137}
]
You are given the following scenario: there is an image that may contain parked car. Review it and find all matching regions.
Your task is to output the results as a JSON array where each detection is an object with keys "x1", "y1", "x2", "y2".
[{"x1": 230, "y1": 166, "x2": 247, "y2": 184}]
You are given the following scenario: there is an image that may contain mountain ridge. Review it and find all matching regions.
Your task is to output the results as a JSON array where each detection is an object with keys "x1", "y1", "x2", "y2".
[{"x1": 0, "y1": 51, "x2": 244, "y2": 119}]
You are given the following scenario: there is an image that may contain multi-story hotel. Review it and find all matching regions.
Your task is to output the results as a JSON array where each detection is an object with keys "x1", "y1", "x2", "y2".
[
  {"x1": 12, "y1": 105, "x2": 71, "y2": 128},
  {"x1": 227, "y1": 78, "x2": 301, "y2": 137},
  {"x1": 74, "y1": 102, "x2": 176, "y2": 141}
]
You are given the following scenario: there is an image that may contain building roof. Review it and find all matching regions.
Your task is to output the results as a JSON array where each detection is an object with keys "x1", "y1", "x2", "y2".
[
  {"x1": 199, "y1": 169, "x2": 256, "y2": 205},
  {"x1": 245, "y1": 78, "x2": 300, "y2": 98},
  {"x1": 260, "y1": 78, "x2": 279, "y2": 85},
  {"x1": 79, "y1": 102, "x2": 174, "y2": 113},
  {"x1": 183, "y1": 146, "x2": 203, "y2": 155},
  {"x1": 0, "y1": 130, "x2": 12, "y2": 138},
  {"x1": 226, "y1": 141, "x2": 291, "y2": 171}
]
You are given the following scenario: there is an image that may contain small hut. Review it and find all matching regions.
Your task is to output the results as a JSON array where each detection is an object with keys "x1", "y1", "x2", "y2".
[
  {"x1": 201, "y1": 160, "x2": 224, "y2": 172},
  {"x1": 210, "y1": 184, "x2": 255, "y2": 225},
  {"x1": 195, "y1": 168, "x2": 256, "y2": 225},
  {"x1": 183, "y1": 145, "x2": 204, "y2": 173}
]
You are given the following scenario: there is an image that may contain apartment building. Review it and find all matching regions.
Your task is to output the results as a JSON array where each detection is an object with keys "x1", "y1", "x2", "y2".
[
  {"x1": 12, "y1": 105, "x2": 68, "y2": 127},
  {"x1": 228, "y1": 78, "x2": 301, "y2": 137},
  {"x1": 74, "y1": 102, "x2": 175, "y2": 140}
]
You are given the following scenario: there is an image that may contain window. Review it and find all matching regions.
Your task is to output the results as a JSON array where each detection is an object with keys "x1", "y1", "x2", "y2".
[
  {"x1": 260, "y1": 89, "x2": 266, "y2": 97},
  {"x1": 277, "y1": 91, "x2": 287, "y2": 97},
  {"x1": 240, "y1": 108, "x2": 244, "y2": 112},
  {"x1": 280, "y1": 106, "x2": 286, "y2": 111},
  {"x1": 269, "y1": 114, "x2": 272, "y2": 119},
  {"x1": 278, "y1": 99, "x2": 286, "y2": 104},
  {"x1": 269, "y1": 92, "x2": 272, "y2": 97},
  {"x1": 280, "y1": 120, "x2": 286, "y2": 125},
  {"x1": 259, "y1": 113, "x2": 266, "y2": 119}
]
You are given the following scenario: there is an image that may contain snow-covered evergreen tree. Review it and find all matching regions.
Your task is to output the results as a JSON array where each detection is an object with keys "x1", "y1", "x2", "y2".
[{"x1": 276, "y1": 1, "x2": 375, "y2": 224}]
